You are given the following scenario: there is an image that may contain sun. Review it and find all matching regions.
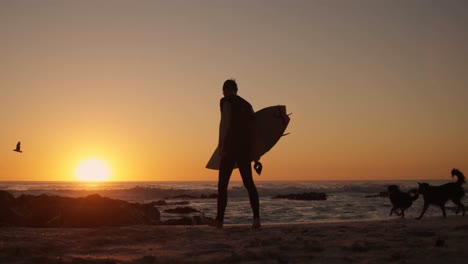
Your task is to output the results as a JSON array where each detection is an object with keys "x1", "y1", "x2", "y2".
[{"x1": 74, "y1": 158, "x2": 111, "y2": 182}]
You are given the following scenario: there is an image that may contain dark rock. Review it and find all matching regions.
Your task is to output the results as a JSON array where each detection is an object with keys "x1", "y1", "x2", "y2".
[
  {"x1": 148, "y1": 200, "x2": 190, "y2": 206},
  {"x1": 167, "y1": 193, "x2": 217, "y2": 199},
  {"x1": 365, "y1": 191, "x2": 389, "y2": 198},
  {"x1": 0, "y1": 191, "x2": 160, "y2": 227},
  {"x1": 163, "y1": 207, "x2": 201, "y2": 214},
  {"x1": 148, "y1": 200, "x2": 168, "y2": 206},
  {"x1": 272, "y1": 192, "x2": 327, "y2": 201},
  {"x1": 173, "y1": 201, "x2": 190, "y2": 205},
  {"x1": 169, "y1": 194, "x2": 197, "y2": 199},
  {"x1": 200, "y1": 193, "x2": 218, "y2": 199}
]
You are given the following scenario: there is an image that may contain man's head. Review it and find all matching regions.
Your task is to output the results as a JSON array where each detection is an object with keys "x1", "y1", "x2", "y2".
[{"x1": 223, "y1": 79, "x2": 238, "y2": 96}]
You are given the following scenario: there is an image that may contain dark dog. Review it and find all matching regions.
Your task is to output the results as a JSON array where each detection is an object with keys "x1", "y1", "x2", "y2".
[
  {"x1": 388, "y1": 185, "x2": 419, "y2": 218},
  {"x1": 416, "y1": 168, "x2": 465, "y2": 219}
]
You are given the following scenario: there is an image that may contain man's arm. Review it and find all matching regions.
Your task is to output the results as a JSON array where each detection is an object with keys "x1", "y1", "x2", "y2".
[{"x1": 218, "y1": 101, "x2": 231, "y2": 156}]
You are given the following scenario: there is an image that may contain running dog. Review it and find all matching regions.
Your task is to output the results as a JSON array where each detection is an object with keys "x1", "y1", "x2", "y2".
[
  {"x1": 416, "y1": 168, "x2": 465, "y2": 219},
  {"x1": 388, "y1": 185, "x2": 419, "y2": 218}
]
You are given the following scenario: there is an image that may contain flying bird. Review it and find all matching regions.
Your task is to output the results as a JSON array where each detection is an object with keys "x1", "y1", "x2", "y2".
[{"x1": 13, "y1": 141, "x2": 22, "y2": 153}]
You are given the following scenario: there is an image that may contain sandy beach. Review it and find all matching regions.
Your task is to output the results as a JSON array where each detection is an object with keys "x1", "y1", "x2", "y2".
[{"x1": 1, "y1": 216, "x2": 467, "y2": 264}]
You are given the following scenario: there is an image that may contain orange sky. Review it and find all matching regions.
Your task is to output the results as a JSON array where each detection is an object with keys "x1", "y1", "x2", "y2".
[{"x1": 1, "y1": 1, "x2": 467, "y2": 182}]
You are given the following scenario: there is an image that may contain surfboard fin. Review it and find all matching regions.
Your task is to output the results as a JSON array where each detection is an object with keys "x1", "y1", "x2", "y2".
[{"x1": 254, "y1": 161, "x2": 263, "y2": 175}]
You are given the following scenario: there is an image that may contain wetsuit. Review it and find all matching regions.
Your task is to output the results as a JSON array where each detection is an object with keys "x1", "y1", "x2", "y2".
[{"x1": 216, "y1": 95, "x2": 260, "y2": 223}]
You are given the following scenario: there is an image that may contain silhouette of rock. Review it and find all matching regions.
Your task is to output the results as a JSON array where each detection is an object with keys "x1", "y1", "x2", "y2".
[
  {"x1": 0, "y1": 191, "x2": 160, "y2": 227},
  {"x1": 200, "y1": 193, "x2": 218, "y2": 199},
  {"x1": 272, "y1": 192, "x2": 327, "y2": 201},
  {"x1": 173, "y1": 201, "x2": 190, "y2": 205},
  {"x1": 163, "y1": 207, "x2": 201, "y2": 214},
  {"x1": 149, "y1": 200, "x2": 168, "y2": 206},
  {"x1": 365, "y1": 191, "x2": 389, "y2": 198},
  {"x1": 168, "y1": 194, "x2": 197, "y2": 199},
  {"x1": 166, "y1": 193, "x2": 218, "y2": 199},
  {"x1": 148, "y1": 200, "x2": 190, "y2": 206}
]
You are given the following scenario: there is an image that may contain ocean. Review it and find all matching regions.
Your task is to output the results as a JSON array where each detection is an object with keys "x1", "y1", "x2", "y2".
[{"x1": 1, "y1": 180, "x2": 465, "y2": 224}]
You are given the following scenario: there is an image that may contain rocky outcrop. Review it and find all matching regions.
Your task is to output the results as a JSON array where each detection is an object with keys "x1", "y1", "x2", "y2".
[
  {"x1": 166, "y1": 193, "x2": 218, "y2": 199},
  {"x1": 149, "y1": 200, "x2": 168, "y2": 206},
  {"x1": 272, "y1": 192, "x2": 327, "y2": 201},
  {"x1": 0, "y1": 191, "x2": 160, "y2": 227},
  {"x1": 148, "y1": 200, "x2": 190, "y2": 207},
  {"x1": 200, "y1": 194, "x2": 218, "y2": 199},
  {"x1": 364, "y1": 191, "x2": 389, "y2": 198},
  {"x1": 163, "y1": 207, "x2": 201, "y2": 214}
]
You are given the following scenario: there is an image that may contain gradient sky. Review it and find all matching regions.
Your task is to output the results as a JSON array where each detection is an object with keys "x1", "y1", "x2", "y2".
[{"x1": 1, "y1": 0, "x2": 467, "y2": 182}]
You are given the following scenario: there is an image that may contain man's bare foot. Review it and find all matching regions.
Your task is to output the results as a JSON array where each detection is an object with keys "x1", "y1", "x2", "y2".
[{"x1": 252, "y1": 218, "x2": 261, "y2": 229}]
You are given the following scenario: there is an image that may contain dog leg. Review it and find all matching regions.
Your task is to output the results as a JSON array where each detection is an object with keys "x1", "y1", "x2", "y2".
[
  {"x1": 390, "y1": 208, "x2": 394, "y2": 216},
  {"x1": 440, "y1": 205, "x2": 447, "y2": 218},
  {"x1": 401, "y1": 209, "x2": 405, "y2": 219},
  {"x1": 416, "y1": 203, "x2": 429, "y2": 219},
  {"x1": 452, "y1": 200, "x2": 465, "y2": 216}
]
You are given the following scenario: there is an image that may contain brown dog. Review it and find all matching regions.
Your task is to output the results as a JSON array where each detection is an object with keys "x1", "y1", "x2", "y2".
[{"x1": 416, "y1": 168, "x2": 465, "y2": 219}]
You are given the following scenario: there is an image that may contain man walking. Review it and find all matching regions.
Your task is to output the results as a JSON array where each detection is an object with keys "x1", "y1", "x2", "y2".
[{"x1": 209, "y1": 79, "x2": 260, "y2": 229}]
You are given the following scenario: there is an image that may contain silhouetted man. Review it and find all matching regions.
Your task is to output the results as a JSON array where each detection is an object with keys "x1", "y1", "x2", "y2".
[{"x1": 210, "y1": 79, "x2": 260, "y2": 229}]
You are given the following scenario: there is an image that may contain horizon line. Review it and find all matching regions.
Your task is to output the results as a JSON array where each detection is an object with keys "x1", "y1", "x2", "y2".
[{"x1": 0, "y1": 178, "x2": 454, "y2": 183}]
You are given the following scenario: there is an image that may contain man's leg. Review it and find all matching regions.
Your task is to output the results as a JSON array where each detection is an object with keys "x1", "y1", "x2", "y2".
[
  {"x1": 238, "y1": 159, "x2": 260, "y2": 227},
  {"x1": 216, "y1": 157, "x2": 235, "y2": 225}
]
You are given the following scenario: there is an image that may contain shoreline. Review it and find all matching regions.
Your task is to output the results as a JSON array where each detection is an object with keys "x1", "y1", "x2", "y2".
[{"x1": 1, "y1": 216, "x2": 468, "y2": 263}]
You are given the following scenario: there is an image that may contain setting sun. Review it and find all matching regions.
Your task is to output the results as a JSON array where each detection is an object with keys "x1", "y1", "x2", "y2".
[{"x1": 74, "y1": 159, "x2": 111, "y2": 182}]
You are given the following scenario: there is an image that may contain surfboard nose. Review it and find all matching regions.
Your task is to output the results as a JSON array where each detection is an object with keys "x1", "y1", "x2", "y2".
[{"x1": 275, "y1": 105, "x2": 290, "y2": 125}]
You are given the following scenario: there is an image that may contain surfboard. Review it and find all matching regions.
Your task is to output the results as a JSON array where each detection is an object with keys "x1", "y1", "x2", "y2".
[{"x1": 206, "y1": 105, "x2": 290, "y2": 170}]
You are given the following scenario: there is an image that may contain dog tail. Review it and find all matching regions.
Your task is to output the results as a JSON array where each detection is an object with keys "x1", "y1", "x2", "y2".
[
  {"x1": 451, "y1": 168, "x2": 466, "y2": 185},
  {"x1": 409, "y1": 188, "x2": 419, "y2": 201}
]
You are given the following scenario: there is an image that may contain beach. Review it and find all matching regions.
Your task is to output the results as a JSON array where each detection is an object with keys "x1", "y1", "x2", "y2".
[
  {"x1": 2, "y1": 1, "x2": 467, "y2": 264},
  {"x1": 1, "y1": 216, "x2": 467, "y2": 264}
]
